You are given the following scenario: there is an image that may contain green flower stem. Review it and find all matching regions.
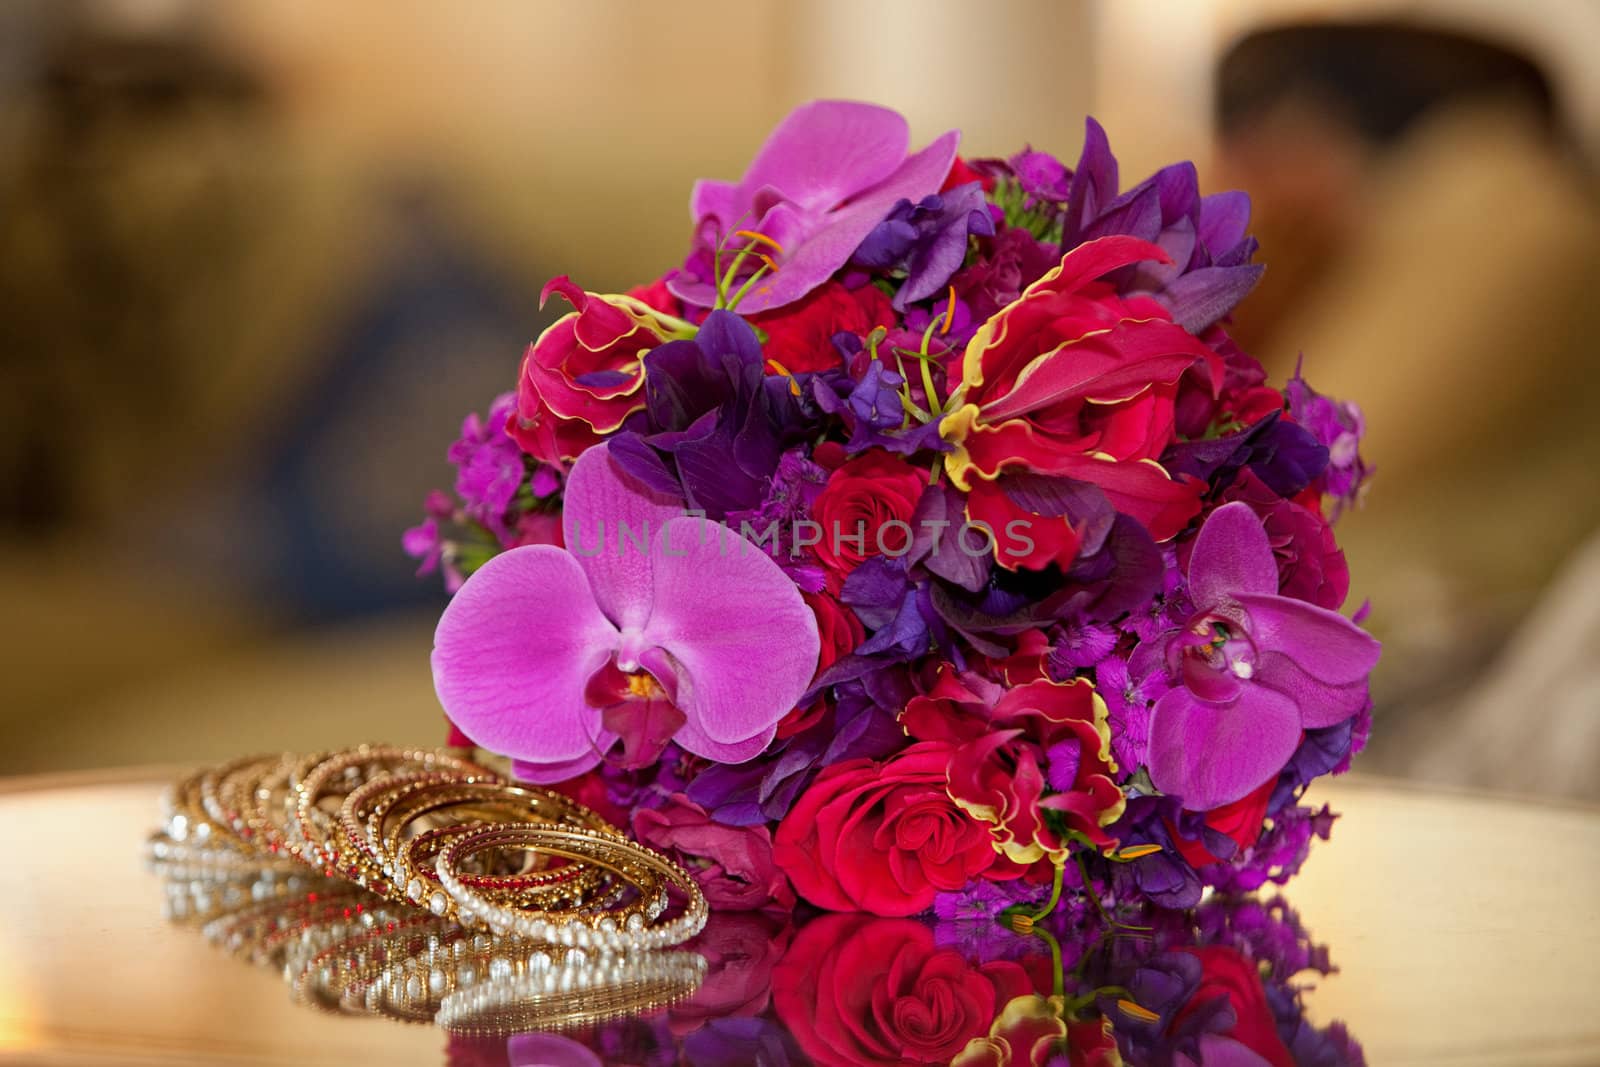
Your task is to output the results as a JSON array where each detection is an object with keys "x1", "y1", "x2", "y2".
[{"x1": 1026, "y1": 859, "x2": 1067, "y2": 924}]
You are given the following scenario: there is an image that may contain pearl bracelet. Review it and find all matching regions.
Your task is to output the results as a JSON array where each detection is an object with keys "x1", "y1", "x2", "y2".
[{"x1": 434, "y1": 823, "x2": 708, "y2": 951}]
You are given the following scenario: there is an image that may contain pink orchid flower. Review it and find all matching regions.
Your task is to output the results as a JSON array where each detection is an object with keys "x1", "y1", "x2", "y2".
[
  {"x1": 669, "y1": 100, "x2": 959, "y2": 313},
  {"x1": 432, "y1": 447, "x2": 820, "y2": 783}
]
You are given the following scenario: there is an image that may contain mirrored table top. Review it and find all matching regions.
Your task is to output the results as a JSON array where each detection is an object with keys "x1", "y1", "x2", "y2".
[{"x1": 1, "y1": 768, "x2": 1596, "y2": 1066}]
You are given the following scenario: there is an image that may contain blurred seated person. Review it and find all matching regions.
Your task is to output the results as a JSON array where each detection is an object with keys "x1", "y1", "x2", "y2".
[{"x1": 1213, "y1": 21, "x2": 1600, "y2": 797}]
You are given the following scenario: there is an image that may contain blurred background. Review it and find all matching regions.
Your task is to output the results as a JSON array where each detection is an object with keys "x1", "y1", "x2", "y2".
[{"x1": 2, "y1": 0, "x2": 1596, "y2": 800}]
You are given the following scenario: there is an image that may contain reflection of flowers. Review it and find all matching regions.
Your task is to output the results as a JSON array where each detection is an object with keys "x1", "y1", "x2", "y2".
[
  {"x1": 771, "y1": 913, "x2": 1034, "y2": 1067},
  {"x1": 670, "y1": 911, "x2": 792, "y2": 1034},
  {"x1": 523, "y1": 894, "x2": 1363, "y2": 1067},
  {"x1": 954, "y1": 995, "x2": 1120, "y2": 1067}
]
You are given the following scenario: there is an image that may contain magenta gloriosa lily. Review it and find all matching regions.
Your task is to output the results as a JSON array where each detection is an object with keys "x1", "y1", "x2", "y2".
[
  {"x1": 1144, "y1": 502, "x2": 1381, "y2": 811},
  {"x1": 432, "y1": 447, "x2": 821, "y2": 783}
]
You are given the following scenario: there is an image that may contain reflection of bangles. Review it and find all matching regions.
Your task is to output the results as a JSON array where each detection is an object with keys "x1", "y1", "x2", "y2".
[
  {"x1": 434, "y1": 949, "x2": 709, "y2": 1036},
  {"x1": 434, "y1": 823, "x2": 708, "y2": 950}
]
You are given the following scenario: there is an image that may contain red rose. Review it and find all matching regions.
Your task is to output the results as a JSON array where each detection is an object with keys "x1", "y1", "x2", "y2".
[
  {"x1": 753, "y1": 281, "x2": 894, "y2": 374},
  {"x1": 944, "y1": 677, "x2": 1124, "y2": 863},
  {"x1": 508, "y1": 277, "x2": 686, "y2": 466},
  {"x1": 773, "y1": 742, "x2": 1003, "y2": 916},
  {"x1": 772, "y1": 913, "x2": 1035, "y2": 1067},
  {"x1": 776, "y1": 591, "x2": 867, "y2": 739},
  {"x1": 631, "y1": 794, "x2": 795, "y2": 912},
  {"x1": 810, "y1": 449, "x2": 928, "y2": 574},
  {"x1": 1173, "y1": 946, "x2": 1295, "y2": 1067},
  {"x1": 943, "y1": 236, "x2": 1220, "y2": 565},
  {"x1": 1168, "y1": 778, "x2": 1274, "y2": 868},
  {"x1": 805, "y1": 589, "x2": 866, "y2": 672},
  {"x1": 943, "y1": 155, "x2": 993, "y2": 193}
]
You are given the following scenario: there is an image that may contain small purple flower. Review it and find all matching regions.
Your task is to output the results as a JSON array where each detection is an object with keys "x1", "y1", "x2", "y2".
[
  {"x1": 726, "y1": 447, "x2": 830, "y2": 591},
  {"x1": 1203, "y1": 803, "x2": 1337, "y2": 894},
  {"x1": 1009, "y1": 146, "x2": 1071, "y2": 207},
  {"x1": 812, "y1": 358, "x2": 950, "y2": 456},
  {"x1": 1095, "y1": 653, "x2": 1168, "y2": 771},
  {"x1": 402, "y1": 518, "x2": 443, "y2": 577},
  {"x1": 1287, "y1": 364, "x2": 1372, "y2": 520},
  {"x1": 447, "y1": 392, "x2": 527, "y2": 539},
  {"x1": 850, "y1": 182, "x2": 995, "y2": 309},
  {"x1": 1143, "y1": 503, "x2": 1380, "y2": 810},
  {"x1": 1050, "y1": 616, "x2": 1118, "y2": 671}
]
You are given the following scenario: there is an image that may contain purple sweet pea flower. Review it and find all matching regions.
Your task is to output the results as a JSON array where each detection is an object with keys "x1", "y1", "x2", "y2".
[
  {"x1": 431, "y1": 446, "x2": 820, "y2": 783},
  {"x1": 611, "y1": 310, "x2": 807, "y2": 519},
  {"x1": 1063, "y1": 118, "x2": 1264, "y2": 332},
  {"x1": 850, "y1": 182, "x2": 995, "y2": 309},
  {"x1": 810, "y1": 358, "x2": 950, "y2": 456},
  {"x1": 1144, "y1": 503, "x2": 1380, "y2": 810},
  {"x1": 670, "y1": 101, "x2": 959, "y2": 313}
]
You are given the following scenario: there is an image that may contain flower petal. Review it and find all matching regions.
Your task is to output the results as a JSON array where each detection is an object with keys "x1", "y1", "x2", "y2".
[
  {"x1": 432, "y1": 546, "x2": 617, "y2": 765},
  {"x1": 674, "y1": 718, "x2": 779, "y2": 765},
  {"x1": 641, "y1": 516, "x2": 820, "y2": 747},
  {"x1": 732, "y1": 130, "x2": 960, "y2": 313},
  {"x1": 1147, "y1": 685, "x2": 1300, "y2": 811},
  {"x1": 739, "y1": 100, "x2": 910, "y2": 211},
  {"x1": 1188, "y1": 501, "x2": 1279, "y2": 604},
  {"x1": 1254, "y1": 651, "x2": 1372, "y2": 729},
  {"x1": 562, "y1": 445, "x2": 687, "y2": 630},
  {"x1": 1235, "y1": 592, "x2": 1381, "y2": 684}
]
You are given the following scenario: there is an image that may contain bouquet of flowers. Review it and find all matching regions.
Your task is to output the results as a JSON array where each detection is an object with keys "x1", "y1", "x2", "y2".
[
  {"x1": 443, "y1": 896, "x2": 1364, "y2": 1067},
  {"x1": 407, "y1": 101, "x2": 1379, "y2": 920}
]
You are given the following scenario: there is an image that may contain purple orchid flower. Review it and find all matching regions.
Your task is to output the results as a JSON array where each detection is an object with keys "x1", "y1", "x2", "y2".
[
  {"x1": 1143, "y1": 502, "x2": 1380, "y2": 811},
  {"x1": 669, "y1": 101, "x2": 959, "y2": 313},
  {"x1": 431, "y1": 446, "x2": 820, "y2": 783}
]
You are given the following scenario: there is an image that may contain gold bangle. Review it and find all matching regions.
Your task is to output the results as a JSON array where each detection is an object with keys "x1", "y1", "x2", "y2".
[
  {"x1": 434, "y1": 823, "x2": 707, "y2": 950},
  {"x1": 285, "y1": 745, "x2": 498, "y2": 876}
]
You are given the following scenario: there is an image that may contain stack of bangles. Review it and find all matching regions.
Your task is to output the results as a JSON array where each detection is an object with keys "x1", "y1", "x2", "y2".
[{"x1": 149, "y1": 744, "x2": 708, "y2": 952}]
